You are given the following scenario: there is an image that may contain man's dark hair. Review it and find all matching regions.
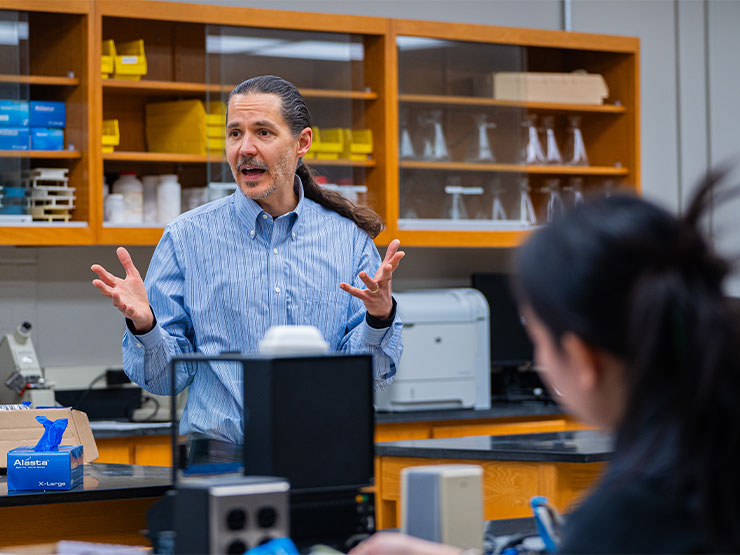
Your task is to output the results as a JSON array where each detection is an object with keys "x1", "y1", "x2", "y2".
[
  {"x1": 227, "y1": 75, "x2": 384, "y2": 238},
  {"x1": 514, "y1": 167, "x2": 740, "y2": 551}
]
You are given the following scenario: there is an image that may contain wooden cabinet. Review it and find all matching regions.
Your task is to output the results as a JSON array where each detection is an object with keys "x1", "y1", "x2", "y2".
[{"x1": 0, "y1": 1, "x2": 638, "y2": 248}]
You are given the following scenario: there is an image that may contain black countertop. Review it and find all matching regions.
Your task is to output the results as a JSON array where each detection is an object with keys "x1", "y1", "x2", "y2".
[
  {"x1": 88, "y1": 403, "x2": 566, "y2": 440},
  {"x1": 376, "y1": 429, "x2": 613, "y2": 463},
  {"x1": 0, "y1": 463, "x2": 172, "y2": 507},
  {"x1": 374, "y1": 401, "x2": 564, "y2": 424}
]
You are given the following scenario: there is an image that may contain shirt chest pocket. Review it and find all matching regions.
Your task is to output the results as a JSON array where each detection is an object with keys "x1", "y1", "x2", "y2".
[{"x1": 294, "y1": 290, "x2": 348, "y2": 345}]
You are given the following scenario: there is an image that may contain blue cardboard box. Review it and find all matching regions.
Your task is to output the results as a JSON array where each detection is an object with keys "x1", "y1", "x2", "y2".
[
  {"x1": 0, "y1": 127, "x2": 29, "y2": 150},
  {"x1": 31, "y1": 127, "x2": 64, "y2": 151},
  {"x1": 0, "y1": 100, "x2": 29, "y2": 127},
  {"x1": 30, "y1": 101, "x2": 65, "y2": 128},
  {"x1": 7, "y1": 445, "x2": 84, "y2": 491}
]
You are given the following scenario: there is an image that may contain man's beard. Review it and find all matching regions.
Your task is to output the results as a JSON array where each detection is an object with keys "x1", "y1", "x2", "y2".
[{"x1": 233, "y1": 155, "x2": 295, "y2": 201}]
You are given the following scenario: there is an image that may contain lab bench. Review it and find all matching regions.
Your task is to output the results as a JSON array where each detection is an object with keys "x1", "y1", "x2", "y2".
[
  {"x1": 0, "y1": 463, "x2": 171, "y2": 548},
  {"x1": 91, "y1": 404, "x2": 586, "y2": 467},
  {"x1": 374, "y1": 429, "x2": 611, "y2": 529}
]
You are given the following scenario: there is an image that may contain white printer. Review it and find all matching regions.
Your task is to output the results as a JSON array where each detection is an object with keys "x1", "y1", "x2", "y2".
[{"x1": 375, "y1": 288, "x2": 491, "y2": 411}]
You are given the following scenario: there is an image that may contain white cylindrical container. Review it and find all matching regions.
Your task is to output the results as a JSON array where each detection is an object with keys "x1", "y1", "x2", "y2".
[
  {"x1": 182, "y1": 186, "x2": 208, "y2": 211},
  {"x1": 104, "y1": 193, "x2": 126, "y2": 223},
  {"x1": 157, "y1": 174, "x2": 181, "y2": 224},
  {"x1": 111, "y1": 172, "x2": 143, "y2": 223},
  {"x1": 141, "y1": 175, "x2": 159, "y2": 224}
]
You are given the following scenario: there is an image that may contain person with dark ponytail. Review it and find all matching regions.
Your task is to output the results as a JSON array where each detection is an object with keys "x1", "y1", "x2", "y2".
[
  {"x1": 351, "y1": 169, "x2": 740, "y2": 555},
  {"x1": 92, "y1": 75, "x2": 404, "y2": 444}
]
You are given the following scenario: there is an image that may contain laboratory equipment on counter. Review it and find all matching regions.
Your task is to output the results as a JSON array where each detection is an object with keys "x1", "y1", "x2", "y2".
[
  {"x1": 402, "y1": 465, "x2": 484, "y2": 551},
  {"x1": 0, "y1": 321, "x2": 56, "y2": 407},
  {"x1": 375, "y1": 288, "x2": 491, "y2": 411},
  {"x1": 174, "y1": 475, "x2": 290, "y2": 555}
]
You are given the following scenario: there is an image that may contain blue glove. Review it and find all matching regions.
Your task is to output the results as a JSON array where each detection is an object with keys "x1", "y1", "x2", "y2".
[{"x1": 33, "y1": 416, "x2": 68, "y2": 452}]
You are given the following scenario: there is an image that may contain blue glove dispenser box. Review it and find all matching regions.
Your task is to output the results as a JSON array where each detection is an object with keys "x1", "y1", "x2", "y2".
[
  {"x1": 30, "y1": 101, "x2": 66, "y2": 128},
  {"x1": 0, "y1": 100, "x2": 29, "y2": 127},
  {"x1": 31, "y1": 128, "x2": 64, "y2": 150},
  {"x1": 7, "y1": 445, "x2": 84, "y2": 491},
  {"x1": 0, "y1": 127, "x2": 29, "y2": 150}
]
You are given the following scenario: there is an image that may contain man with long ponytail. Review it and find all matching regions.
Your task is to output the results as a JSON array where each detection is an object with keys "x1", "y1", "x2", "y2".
[{"x1": 91, "y1": 75, "x2": 404, "y2": 444}]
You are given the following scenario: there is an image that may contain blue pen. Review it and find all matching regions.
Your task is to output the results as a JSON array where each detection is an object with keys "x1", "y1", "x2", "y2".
[{"x1": 530, "y1": 496, "x2": 564, "y2": 553}]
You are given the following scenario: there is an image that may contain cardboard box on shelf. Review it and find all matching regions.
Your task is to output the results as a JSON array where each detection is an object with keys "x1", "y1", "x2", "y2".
[
  {"x1": 474, "y1": 71, "x2": 609, "y2": 105},
  {"x1": 0, "y1": 408, "x2": 98, "y2": 469}
]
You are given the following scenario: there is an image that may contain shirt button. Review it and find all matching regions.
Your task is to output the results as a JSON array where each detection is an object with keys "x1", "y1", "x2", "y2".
[
  {"x1": 262, "y1": 214, "x2": 268, "y2": 220},
  {"x1": 275, "y1": 286, "x2": 280, "y2": 293},
  {"x1": 249, "y1": 230, "x2": 255, "y2": 236},
  {"x1": 292, "y1": 232, "x2": 296, "y2": 239},
  {"x1": 273, "y1": 248, "x2": 278, "y2": 254}
]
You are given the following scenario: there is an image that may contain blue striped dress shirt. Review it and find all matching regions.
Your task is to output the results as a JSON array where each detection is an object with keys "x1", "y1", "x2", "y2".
[{"x1": 122, "y1": 177, "x2": 402, "y2": 442}]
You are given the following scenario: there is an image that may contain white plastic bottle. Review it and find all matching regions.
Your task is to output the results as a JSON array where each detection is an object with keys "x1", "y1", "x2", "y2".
[
  {"x1": 141, "y1": 175, "x2": 159, "y2": 224},
  {"x1": 111, "y1": 172, "x2": 143, "y2": 223},
  {"x1": 104, "y1": 193, "x2": 126, "y2": 223},
  {"x1": 157, "y1": 174, "x2": 181, "y2": 225}
]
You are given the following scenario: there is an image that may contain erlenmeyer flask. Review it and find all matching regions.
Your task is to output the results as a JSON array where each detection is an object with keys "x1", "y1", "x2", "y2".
[
  {"x1": 418, "y1": 110, "x2": 449, "y2": 161},
  {"x1": 519, "y1": 114, "x2": 545, "y2": 165},
  {"x1": 470, "y1": 113, "x2": 496, "y2": 162},
  {"x1": 490, "y1": 177, "x2": 507, "y2": 220},
  {"x1": 542, "y1": 116, "x2": 562, "y2": 165},
  {"x1": 400, "y1": 174, "x2": 420, "y2": 219},
  {"x1": 444, "y1": 177, "x2": 468, "y2": 220},
  {"x1": 541, "y1": 178, "x2": 564, "y2": 222},
  {"x1": 564, "y1": 116, "x2": 588, "y2": 166},
  {"x1": 563, "y1": 177, "x2": 584, "y2": 209},
  {"x1": 519, "y1": 176, "x2": 537, "y2": 225},
  {"x1": 399, "y1": 107, "x2": 416, "y2": 160}
]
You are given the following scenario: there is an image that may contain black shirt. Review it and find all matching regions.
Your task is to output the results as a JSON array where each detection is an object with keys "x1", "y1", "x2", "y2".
[{"x1": 560, "y1": 474, "x2": 706, "y2": 554}]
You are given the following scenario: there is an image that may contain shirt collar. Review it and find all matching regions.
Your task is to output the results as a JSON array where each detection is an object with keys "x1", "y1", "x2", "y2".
[{"x1": 234, "y1": 174, "x2": 306, "y2": 230}]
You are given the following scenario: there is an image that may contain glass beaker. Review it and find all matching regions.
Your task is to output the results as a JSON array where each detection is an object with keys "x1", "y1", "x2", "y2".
[
  {"x1": 399, "y1": 107, "x2": 416, "y2": 160},
  {"x1": 519, "y1": 114, "x2": 545, "y2": 165},
  {"x1": 542, "y1": 116, "x2": 562, "y2": 165},
  {"x1": 519, "y1": 176, "x2": 537, "y2": 225},
  {"x1": 469, "y1": 113, "x2": 496, "y2": 162},
  {"x1": 418, "y1": 110, "x2": 449, "y2": 161},
  {"x1": 540, "y1": 178, "x2": 564, "y2": 222},
  {"x1": 564, "y1": 115, "x2": 588, "y2": 166}
]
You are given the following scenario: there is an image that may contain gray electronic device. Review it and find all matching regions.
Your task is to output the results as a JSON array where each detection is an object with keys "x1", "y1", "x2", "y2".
[
  {"x1": 173, "y1": 475, "x2": 289, "y2": 554},
  {"x1": 401, "y1": 464, "x2": 484, "y2": 551},
  {"x1": 0, "y1": 321, "x2": 55, "y2": 407}
]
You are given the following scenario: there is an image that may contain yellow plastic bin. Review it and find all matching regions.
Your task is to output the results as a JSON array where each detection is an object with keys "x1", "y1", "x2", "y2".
[
  {"x1": 206, "y1": 101, "x2": 227, "y2": 126},
  {"x1": 114, "y1": 39, "x2": 147, "y2": 81},
  {"x1": 101, "y1": 40, "x2": 115, "y2": 78},
  {"x1": 312, "y1": 127, "x2": 344, "y2": 160},
  {"x1": 101, "y1": 119, "x2": 120, "y2": 153},
  {"x1": 146, "y1": 99, "x2": 207, "y2": 154}
]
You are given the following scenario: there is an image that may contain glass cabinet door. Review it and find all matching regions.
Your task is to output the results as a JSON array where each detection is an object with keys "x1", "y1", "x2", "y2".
[
  {"x1": 397, "y1": 36, "x2": 531, "y2": 232},
  {"x1": 206, "y1": 25, "x2": 378, "y2": 216},
  {"x1": 0, "y1": 8, "x2": 89, "y2": 240},
  {"x1": 396, "y1": 34, "x2": 632, "y2": 235}
]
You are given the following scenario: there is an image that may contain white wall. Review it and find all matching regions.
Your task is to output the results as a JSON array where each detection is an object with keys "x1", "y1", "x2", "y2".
[{"x1": 2, "y1": 0, "x2": 738, "y2": 378}]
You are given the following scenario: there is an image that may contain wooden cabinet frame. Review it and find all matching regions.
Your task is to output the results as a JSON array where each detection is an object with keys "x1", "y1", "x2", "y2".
[{"x1": 0, "y1": 0, "x2": 639, "y2": 248}]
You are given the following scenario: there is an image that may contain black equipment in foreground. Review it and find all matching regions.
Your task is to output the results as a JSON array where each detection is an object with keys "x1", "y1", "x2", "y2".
[{"x1": 241, "y1": 354, "x2": 376, "y2": 550}]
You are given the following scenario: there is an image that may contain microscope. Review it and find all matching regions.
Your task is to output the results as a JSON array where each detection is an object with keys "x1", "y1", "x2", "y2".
[{"x1": 0, "y1": 321, "x2": 56, "y2": 407}]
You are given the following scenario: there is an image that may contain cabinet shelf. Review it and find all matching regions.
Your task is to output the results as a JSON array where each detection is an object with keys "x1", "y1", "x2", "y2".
[
  {"x1": 103, "y1": 152, "x2": 223, "y2": 163},
  {"x1": 0, "y1": 74, "x2": 80, "y2": 86},
  {"x1": 102, "y1": 80, "x2": 378, "y2": 100},
  {"x1": 0, "y1": 150, "x2": 82, "y2": 159},
  {"x1": 306, "y1": 158, "x2": 376, "y2": 168},
  {"x1": 399, "y1": 161, "x2": 629, "y2": 175},
  {"x1": 399, "y1": 94, "x2": 626, "y2": 113}
]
